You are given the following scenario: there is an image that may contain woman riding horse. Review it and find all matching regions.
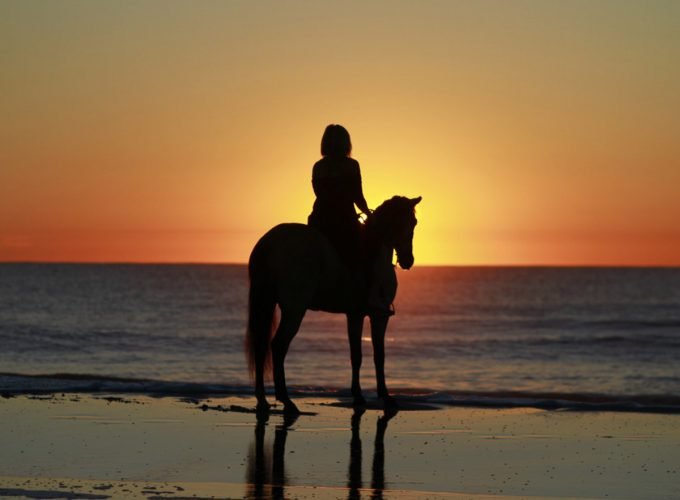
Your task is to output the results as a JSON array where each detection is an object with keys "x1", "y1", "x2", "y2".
[{"x1": 246, "y1": 125, "x2": 421, "y2": 414}]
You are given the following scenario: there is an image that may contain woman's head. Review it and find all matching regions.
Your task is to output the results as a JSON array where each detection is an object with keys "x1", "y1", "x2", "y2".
[{"x1": 321, "y1": 124, "x2": 352, "y2": 157}]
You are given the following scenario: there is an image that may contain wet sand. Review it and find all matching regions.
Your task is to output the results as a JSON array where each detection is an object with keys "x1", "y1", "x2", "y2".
[{"x1": 1, "y1": 394, "x2": 678, "y2": 499}]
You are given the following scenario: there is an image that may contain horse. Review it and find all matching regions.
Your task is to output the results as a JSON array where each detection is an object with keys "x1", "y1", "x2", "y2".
[{"x1": 245, "y1": 195, "x2": 421, "y2": 414}]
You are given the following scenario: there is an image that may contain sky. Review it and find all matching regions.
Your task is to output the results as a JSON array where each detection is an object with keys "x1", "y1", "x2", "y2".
[{"x1": 1, "y1": 0, "x2": 679, "y2": 265}]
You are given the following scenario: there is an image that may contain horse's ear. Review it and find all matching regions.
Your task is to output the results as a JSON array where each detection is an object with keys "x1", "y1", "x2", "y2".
[{"x1": 411, "y1": 196, "x2": 422, "y2": 206}]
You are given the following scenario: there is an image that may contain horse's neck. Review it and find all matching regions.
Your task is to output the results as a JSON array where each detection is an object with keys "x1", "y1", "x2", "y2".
[
  {"x1": 369, "y1": 240, "x2": 397, "y2": 308},
  {"x1": 366, "y1": 238, "x2": 395, "y2": 285},
  {"x1": 365, "y1": 224, "x2": 392, "y2": 267},
  {"x1": 373, "y1": 243, "x2": 394, "y2": 269}
]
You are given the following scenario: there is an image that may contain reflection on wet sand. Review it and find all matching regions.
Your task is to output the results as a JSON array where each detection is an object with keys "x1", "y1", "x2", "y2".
[
  {"x1": 347, "y1": 409, "x2": 364, "y2": 499},
  {"x1": 245, "y1": 408, "x2": 397, "y2": 499},
  {"x1": 349, "y1": 407, "x2": 397, "y2": 500},
  {"x1": 245, "y1": 411, "x2": 296, "y2": 499}
]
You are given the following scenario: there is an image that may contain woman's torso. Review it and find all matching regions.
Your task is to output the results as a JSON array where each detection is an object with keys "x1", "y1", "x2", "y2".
[{"x1": 311, "y1": 156, "x2": 360, "y2": 217}]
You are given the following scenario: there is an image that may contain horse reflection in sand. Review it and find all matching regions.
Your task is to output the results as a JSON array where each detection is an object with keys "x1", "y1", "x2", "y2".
[
  {"x1": 245, "y1": 410, "x2": 397, "y2": 499},
  {"x1": 245, "y1": 413, "x2": 295, "y2": 500},
  {"x1": 246, "y1": 196, "x2": 421, "y2": 414},
  {"x1": 347, "y1": 408, "x2": 396, "y2": 500}
]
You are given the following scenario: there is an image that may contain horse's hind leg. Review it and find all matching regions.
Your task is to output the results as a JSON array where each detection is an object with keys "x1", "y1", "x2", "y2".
[
  {"x1": 347, "y1": 313, "x2": 366, "y2": 406},
  {"x1": 271, "y1": 307, "x2": 305, "y2": 414},
  {"x1": 255, "y1": 359, "x2": 269, "y2": 412}
]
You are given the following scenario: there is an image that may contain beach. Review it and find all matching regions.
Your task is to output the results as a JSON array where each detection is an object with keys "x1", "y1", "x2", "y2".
[{"x1": 1, "y1": 394, "x2": 678, "y2": 499}]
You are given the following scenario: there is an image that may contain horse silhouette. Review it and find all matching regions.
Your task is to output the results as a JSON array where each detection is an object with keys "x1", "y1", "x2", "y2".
[{"x1": 246, "y1": 195, "x2": 421, "y2": 414}]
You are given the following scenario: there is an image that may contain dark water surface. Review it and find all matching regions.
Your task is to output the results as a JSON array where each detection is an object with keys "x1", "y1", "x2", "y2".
[{"x1": 1, "y1": 264, "x2": 679, "y2": 409}]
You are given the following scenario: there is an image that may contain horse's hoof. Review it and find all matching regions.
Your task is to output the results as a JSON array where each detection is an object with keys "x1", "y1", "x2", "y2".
[
  {"x1": 256, "y1": 399, "x2": 271, "y2": 413},
  {"x1": 383, "y1": 395, "x2": 399, "y2": 411},
  {"x1": 283, "y1": 401, "x2": 301, "y2": 416},
  {"x1": 282, "y1": 412, "x2": 299, "y2": 427}
]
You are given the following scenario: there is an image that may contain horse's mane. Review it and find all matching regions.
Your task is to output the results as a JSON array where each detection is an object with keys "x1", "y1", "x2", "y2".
[
  {"x1": 373, "y1": 196, "x2": 416, "y2": 217},
  {"x1": 366, "y1": 196, "x2": 416, "y2": 241}
]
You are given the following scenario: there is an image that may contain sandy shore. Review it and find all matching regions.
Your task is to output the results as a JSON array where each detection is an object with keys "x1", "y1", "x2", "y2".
[{"x1": 1, "y1": 394, "x2": 678, "y2": 499}]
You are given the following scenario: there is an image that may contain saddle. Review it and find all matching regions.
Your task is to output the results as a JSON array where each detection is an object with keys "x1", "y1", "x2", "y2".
[{"x1": 309, "y1": 218, "x2": 395, "y2": 317}]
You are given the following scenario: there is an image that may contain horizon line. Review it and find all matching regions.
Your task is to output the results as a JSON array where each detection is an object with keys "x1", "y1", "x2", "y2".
[{"x1": 1, "y1": 260, "x2": 679, "y2": 269}]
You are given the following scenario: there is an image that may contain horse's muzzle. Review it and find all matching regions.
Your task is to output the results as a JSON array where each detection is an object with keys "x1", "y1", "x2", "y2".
[{"x1": 398, "y1": 255, "x2": 414, "y2": 270}]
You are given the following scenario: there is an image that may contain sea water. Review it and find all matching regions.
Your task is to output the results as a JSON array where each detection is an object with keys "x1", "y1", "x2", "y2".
[{"x1": 1, "y1": 264, "x2": 679, "y2": 409}]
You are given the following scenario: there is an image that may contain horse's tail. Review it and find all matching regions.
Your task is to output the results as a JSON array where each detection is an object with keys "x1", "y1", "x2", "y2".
[{"x1": 245, "y1": 243, "x2": 277, "y2": 379}]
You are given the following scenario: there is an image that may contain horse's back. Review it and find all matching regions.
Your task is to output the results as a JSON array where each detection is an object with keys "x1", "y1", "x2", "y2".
[
  {"x1": 250, "y1": 223, "x2": 321, "y2": 270},
  {"x1": 249, "y1": 223, "x2": 351, "y2": 312}
]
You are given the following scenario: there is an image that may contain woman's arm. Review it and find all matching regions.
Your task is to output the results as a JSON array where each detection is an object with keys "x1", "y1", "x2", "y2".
[{"x1": 353, "y1": 161, "x2": 370, "y2": 214}]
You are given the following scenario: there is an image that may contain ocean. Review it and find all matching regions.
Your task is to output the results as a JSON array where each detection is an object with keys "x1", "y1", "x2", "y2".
[{"x1": 1, "y1": 264, "x2": 679, "y2": 411}]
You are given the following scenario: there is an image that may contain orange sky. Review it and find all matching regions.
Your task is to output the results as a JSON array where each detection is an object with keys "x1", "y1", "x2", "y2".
[{"x1": 2, "y1": 1, "x2": 679, "y2": 265}]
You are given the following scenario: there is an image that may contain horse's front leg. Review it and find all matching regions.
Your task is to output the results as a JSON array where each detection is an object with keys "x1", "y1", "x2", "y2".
[
  {"x1": 370, "y1": 313, "x2": 398, "y2": 410},
  {"x1": 347, "y1": 313, "x2": 366, "y2": 407}
]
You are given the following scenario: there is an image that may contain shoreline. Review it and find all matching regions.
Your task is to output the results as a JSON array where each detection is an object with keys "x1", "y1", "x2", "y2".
[
  {"x1": 3, "y1": 372, "x2": 680, "y2": 415},
  {"x1": 1, "y1": 393, "x2": 679, "y2": 499}
]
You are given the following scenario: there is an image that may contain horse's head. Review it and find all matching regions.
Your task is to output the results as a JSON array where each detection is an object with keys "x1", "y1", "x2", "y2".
[{"x1": 369, "y1": 195, "x2": 421, "y2": 270}]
